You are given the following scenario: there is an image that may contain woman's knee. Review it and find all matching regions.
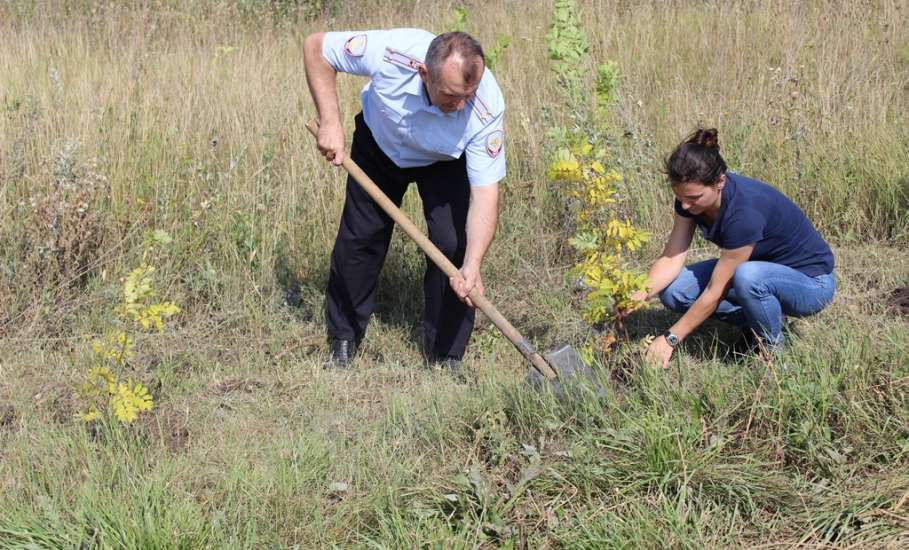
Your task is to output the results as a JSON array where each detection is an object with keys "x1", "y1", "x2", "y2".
[
  {"x1": 659, "y1": 279, "x2": 694, "y2": 312},
  {"x1": 733, "y1": 262, "x2": 767, "y2": 297}
]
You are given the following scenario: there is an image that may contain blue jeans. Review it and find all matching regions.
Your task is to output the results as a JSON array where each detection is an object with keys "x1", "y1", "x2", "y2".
[{"x1": 659, "y1": 260, "x2": 836, "y2": 351}]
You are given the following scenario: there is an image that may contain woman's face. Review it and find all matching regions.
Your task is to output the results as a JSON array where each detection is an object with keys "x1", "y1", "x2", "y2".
[{"x1": 672, "y1": 174, "x2": 726, "y2": 217}]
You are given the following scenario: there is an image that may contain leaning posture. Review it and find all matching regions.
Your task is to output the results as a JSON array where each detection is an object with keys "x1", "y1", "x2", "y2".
[
  {"x1": 303, "y1": 29, "x2": 505, "y2": 369},
  {"x1": 623, "y1": 128, "x2": 835, "y2": 368}
]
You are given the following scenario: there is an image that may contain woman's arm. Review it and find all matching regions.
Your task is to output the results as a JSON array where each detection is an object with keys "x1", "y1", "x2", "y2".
[
  {"x1": 618, "y1": 214, "x2": 695, "y2": 324},
  {"x1": 646, "y1": 243, "x2": 755, "y2": 368},
  {"x1": 640, "y1": 214, "x2": 697, "y2": 299}
]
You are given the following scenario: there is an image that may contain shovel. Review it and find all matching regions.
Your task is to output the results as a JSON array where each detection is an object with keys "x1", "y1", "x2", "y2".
[{"x1": 306, "y1": 121, "x2": 598, "y2": 396}]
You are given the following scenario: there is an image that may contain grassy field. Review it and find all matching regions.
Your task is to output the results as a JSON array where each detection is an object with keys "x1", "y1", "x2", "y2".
[{"x1": 1, "y1": 0, "x2": 908, "y2": 547}]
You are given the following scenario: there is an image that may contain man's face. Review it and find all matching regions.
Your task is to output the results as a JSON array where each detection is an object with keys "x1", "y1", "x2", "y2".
[{"x1": 420, "y1": 55, "x2": 483, "y2": 113}]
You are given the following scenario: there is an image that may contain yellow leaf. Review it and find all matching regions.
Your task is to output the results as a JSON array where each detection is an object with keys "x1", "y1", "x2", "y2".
[
  {"x1": 111, "y1": 380, "x2": 154, "y2": 423},
  {"x1": 548, "y1": 158, "x2": 582, "y2": 181},
  {"x1": 89, "y1": 366, "x2": 115, "y2": 385},
  {"x1": 132, "y1": 383, "x2": 154, "y2": 412},
  {"x1": 80, "y1": 408, "x2": 101, "y2": 423}
]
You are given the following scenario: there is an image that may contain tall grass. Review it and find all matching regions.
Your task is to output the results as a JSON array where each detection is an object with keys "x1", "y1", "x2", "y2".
[
  {"x1": 588, "y1": 0, "x2": 909, "y2": 244},
  {"x1": 2, "y1": 0, "x2": 907, "y2": 328},
  {"x1": 1, "y1": 1, "x2": 908, "y2": 547}
]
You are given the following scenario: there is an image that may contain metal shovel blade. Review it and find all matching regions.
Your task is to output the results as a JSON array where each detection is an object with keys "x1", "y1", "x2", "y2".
[{"x1": 526, "y1": 345, "x2": 605, "y2": 400}]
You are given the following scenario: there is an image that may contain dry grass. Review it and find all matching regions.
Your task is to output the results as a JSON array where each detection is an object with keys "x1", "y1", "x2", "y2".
[{"x1": 1, "y1": 1, "x2": 908, "y2": 547}]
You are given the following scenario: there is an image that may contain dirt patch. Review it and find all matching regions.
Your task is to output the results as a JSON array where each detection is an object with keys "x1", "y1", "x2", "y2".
[
  {"x1": 144, "y1": 404, "x2": 192, "y2": 452},
  {"x1": 214, "y1": 377, "x2": 266, "y2": 395},
  {"x1": 30, "y1": 383, "x2": 78, "y2": 425},
  {"x1": 0, "y1": 404, "x2": 16, "y2": 430},
  {"x1": 889, "y1": 287, "x2": 909, "y2": 316}
]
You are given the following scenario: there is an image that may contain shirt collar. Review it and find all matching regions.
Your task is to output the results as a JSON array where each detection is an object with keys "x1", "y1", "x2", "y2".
[{"x1": 699, "y1": 173, "x2": 735, "y2": 236}]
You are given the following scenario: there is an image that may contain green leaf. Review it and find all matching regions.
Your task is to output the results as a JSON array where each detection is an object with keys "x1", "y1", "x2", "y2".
[
  {"x1": 568, "y1": 232, "x2": 599, "y2": 252},
  {"x1": 146, "y1": 229, "x2": 172, "y2": 246}
]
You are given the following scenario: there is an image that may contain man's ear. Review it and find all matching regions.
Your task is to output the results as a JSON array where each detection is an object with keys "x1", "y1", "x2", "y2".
[{"x1": 417, "y1": 63, "x2": 429, "y2": 80}]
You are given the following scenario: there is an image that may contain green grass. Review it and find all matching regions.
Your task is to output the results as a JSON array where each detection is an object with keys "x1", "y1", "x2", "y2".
[{"x1": 2, "y1": 0, "x2": 909, "y2": 547}]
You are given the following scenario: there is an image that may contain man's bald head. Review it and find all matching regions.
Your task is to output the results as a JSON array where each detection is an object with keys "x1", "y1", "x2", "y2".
[{"x1": 425, "y1": 32, "x2": 486, "y2": 85}]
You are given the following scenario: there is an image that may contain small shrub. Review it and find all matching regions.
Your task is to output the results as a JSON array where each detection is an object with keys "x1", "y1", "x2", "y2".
[
  {"x1": 545, "y1": 1, "x2": 648, "y2": 329},
  {"x1": 546, "y1": 0, "x2": 589, "y2": 98},
  {"x1": 549, "y1": 145, "x2": 648, "y2": 324},
  {"x1": 76, "y1": 231, "x2": 180, "y2": 425}
]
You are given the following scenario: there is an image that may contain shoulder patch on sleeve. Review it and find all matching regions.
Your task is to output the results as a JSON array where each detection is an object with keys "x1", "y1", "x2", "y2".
[
  {"x1": 486, "y1": 130, "x2": 504, "y2": 157},
  {"x1": 382, "y1": 47, "x2": 422, "y2": 70},
  {"x1": 344, "y1": 34, "x2": 367, "y2": 57}
]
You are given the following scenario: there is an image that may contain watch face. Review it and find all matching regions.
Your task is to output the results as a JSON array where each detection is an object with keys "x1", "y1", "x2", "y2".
[{"x1": 665, "y1": 332, "x2": 679, "y2": 347}]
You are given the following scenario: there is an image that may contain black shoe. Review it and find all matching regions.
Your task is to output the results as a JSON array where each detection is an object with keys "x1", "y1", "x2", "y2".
[
  {"x1": 431, "y1": 356, "x2": 464, "y2": 380},
  {"x1": 438, "y1": 356, "x2": 462, "y2": 372},
  {"x1": 325, "y1": 338, "x2": 357, "y2": 369}
]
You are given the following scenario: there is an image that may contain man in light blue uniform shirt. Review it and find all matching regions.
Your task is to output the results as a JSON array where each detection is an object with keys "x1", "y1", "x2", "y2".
[{"x1": 303, "y1": 28, "x2": 506, "y2": 370}]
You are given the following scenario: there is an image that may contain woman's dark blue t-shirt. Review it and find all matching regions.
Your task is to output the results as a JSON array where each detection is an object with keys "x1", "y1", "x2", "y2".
[{"x1": 674, "y1": 172, "x2": 834, "y2": 277}]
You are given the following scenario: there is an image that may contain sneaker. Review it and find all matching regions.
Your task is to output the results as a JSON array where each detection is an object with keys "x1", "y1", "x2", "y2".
[{"x1": 324, "y1": 338, "x2": 357, "y2": 369}]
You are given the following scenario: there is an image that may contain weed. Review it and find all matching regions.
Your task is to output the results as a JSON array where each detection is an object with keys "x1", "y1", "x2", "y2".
[{"x1": 3, "y1": 140, "x2": 107, "y2": 320}]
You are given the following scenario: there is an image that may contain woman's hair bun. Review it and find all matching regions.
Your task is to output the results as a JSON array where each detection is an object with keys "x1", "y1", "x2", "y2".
[
  {"x1": 664, "y1": 127, "x2": 727, "y2": 184},
  {"x1": 686, "y1": 128, "x2": 720, "y2": 150}
]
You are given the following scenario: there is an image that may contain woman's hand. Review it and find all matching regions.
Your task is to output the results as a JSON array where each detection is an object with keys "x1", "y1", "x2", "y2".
[
  {"x1": 616, "y1": 289, "x2": 649, "y2": 330},
  {"x1": 645, "y1": 334, "x2": 674, "y2": 369}
]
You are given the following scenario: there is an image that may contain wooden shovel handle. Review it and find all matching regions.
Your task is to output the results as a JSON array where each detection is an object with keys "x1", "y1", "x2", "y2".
[{"x1": 306, "y1": 120, "x2": 557, "y2": 379}]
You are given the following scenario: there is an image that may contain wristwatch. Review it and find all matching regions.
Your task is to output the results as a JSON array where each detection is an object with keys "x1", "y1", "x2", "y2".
[{"x1": 663, "y1": 330, "x2": 680, "y2": 348}]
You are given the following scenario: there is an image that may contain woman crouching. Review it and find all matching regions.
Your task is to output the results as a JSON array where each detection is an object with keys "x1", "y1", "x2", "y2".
[{"x1": 623, "y1": 128, "x2": 836, "y2": 368}]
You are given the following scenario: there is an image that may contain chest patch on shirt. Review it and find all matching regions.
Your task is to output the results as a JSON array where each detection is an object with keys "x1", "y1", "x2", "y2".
[
  {"x1": 344, "y1": 34, "x2": 367, "y2": 57},
  {"x1": 468, "y1": 95, "x2": 493, "y2": 124},
  {"x1": 383, "y1": 47, "x2": 422, "y2": 70},
  {"x1": 486, "y1": 130, "x2": 504, "y2": 157}
]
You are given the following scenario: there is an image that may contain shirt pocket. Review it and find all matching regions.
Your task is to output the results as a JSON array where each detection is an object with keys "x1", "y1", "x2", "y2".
[{"x1": 407, "y1": 115, "x2": 465, "y2": 157}]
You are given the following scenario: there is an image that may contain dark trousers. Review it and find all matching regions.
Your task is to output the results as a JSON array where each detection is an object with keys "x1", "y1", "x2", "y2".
[{"x1": 325, "y1": 113, "x2": 475, "y2": 360}]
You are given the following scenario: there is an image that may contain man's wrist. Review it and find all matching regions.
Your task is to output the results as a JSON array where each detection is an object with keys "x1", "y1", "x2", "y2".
[
  {"x1": 462, "y1": 257, "x2": 482, "y2": 270},
  {"x1": 319, "y1": 116, "x2": 342, "y2": 129}
]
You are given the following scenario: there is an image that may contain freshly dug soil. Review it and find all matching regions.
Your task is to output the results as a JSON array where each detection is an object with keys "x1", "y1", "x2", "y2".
[{"x1": 888, "y1": 286, "x2": 909, "y2": 316}]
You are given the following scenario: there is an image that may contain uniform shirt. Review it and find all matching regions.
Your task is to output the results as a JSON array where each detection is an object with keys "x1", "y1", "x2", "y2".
[
  {"x1": 322, "y1": 28, "x2": 506, "y2": 188},
  {"x1": 675, "y1": 172, "x2": 835, "y2": 277}
]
